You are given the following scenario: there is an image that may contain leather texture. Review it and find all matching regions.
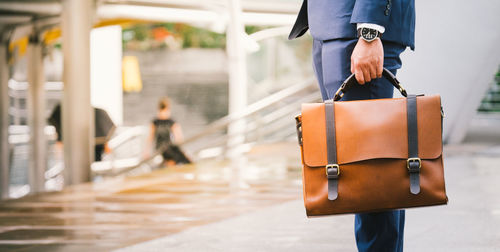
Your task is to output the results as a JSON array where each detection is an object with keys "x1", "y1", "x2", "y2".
[
  {"x1": 406, "y1": 95, "x2": 421, "y2": 194},
  {"x1": 298, "y1": 94, "x2": 447, "y2": 216},
  {"x1": 324, "y1": 100, "x2": 339, "y2": 200}
]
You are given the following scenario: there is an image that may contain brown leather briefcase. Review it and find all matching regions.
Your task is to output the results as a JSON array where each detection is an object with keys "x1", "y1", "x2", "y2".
[{"x1": 295, "y1": 69, "x2": 448, "y2": 216}]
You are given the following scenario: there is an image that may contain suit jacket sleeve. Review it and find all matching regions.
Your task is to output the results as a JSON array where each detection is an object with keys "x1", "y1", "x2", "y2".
[{"x1": 350, "y1": 0, "x2": 391, "y2": 28}]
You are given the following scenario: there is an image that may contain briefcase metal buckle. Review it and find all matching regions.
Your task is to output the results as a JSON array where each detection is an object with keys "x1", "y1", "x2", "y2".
[
  {"x1": 326, "y1": 164, "x2": 340, "y2": 177},
  {"x1": 407, "y1": 157, "x2": 421, "y2": 172}
]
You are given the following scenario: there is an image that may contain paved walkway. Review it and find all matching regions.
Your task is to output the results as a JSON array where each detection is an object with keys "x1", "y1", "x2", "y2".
[
  {"x1": 117, "y1": 144, "x2": 500, "y2": 251},
  {"x1": 0, "y1": 143, "x2": 302, "y2": 252},
  {"x1": 114, "y1": 116, "x2": 500, "y2": 251},
  {"x1": 1, "y1": 119, "x2": 500, "y2": 251}
]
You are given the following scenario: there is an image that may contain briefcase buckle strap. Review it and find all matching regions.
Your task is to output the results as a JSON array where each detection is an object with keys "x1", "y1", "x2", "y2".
[
  {"x1": 407, "y1": 157, "x2": 421, "y2": 173},
  {"x1": 324, "y1": 101, "x2": 339, "y2": 200},
  {"x1": 326, "y1": 164, "x2": 340, "y2": 178},
  {"x1": 407, "y1": 158, "x2": 421, "y2": 194},
  {"x1": 326, "y1": 164, "x2": 339, "y2": 200},
  {"x1": 406, "y1": 95, "x2": 421, "y2": 194}
]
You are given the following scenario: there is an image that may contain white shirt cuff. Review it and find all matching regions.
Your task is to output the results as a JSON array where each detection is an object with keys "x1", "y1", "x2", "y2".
[{"x1": 357, "y1": 23, "x2": 385, "y2": 34}]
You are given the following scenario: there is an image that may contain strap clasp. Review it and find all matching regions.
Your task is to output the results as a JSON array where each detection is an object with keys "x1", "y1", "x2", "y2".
[
  {"x1": 407, "y1": 157, "x2": 421, "y2": 173},
  {"x1": 326, "y1": 164, "x2": 340, "y2": 178}
]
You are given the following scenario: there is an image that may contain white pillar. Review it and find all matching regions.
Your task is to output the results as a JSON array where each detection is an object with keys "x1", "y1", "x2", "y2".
[
  {"x1": 90, "y1": 25, "x2": 123, "y2": 125},
  {"x1": 26, "y1": 36, "x2": 46, "y2": 193},
  {"x1": 0, "y1": 43, "x2": 9, "y2": 198},
  {"x1": 226, "y1": 0, "x2": 247, "y2": 157},
  {"x1": 61, "y1": 0, "x2": 94, "y2": 184}
]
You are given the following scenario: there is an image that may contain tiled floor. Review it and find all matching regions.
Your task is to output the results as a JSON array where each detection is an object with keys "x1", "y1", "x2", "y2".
[
  {"x1": 2, "y1": 131, "x2": 500, "y2": 251},
  {"x1": 116, "y1": 144, "x2": 500, "y2": 251},
  {"x1": 0, "y1": 143, "x2": 303, "y2": 251}
]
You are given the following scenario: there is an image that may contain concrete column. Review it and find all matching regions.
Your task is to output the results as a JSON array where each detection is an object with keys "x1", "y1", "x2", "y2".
[
  {"x1": 226, "y1": 0, "x2": 247, "y2": 157},
  {"x1": 26, "y1": 36, "x2": 46, "y2": 193},
  {"x1": 61, "y1": 0, "x2": 94, "y2": 184},
  {"x1": 0, "y1": 43, "x2": 9, "y2": 198}
]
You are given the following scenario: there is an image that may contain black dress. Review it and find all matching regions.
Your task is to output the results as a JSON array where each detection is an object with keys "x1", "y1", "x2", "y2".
[{"x1": 152, "y1": 118, "x2": 191, "y2": 164}]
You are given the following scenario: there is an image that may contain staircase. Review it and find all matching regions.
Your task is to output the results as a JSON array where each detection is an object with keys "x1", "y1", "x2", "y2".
[
  {"x1": 478, "y1": 68, "x2": 500, "y2": 113},
  {"x1": 179, "y1": 77, "x2": 320, "y2": 160}
]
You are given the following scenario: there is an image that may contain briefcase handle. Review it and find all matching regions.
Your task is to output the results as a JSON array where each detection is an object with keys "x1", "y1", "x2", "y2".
[{"x1": 333, "y1": 68, "x2": 408, "y2": 101}]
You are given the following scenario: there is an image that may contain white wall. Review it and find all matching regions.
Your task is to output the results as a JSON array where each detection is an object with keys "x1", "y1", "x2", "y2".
[
  {"x1": 396, "y1": 1, "x2": 500, "y2": 143},
  {"x1": 90, "y1": 25, "x2": 123, "y2": 125}
]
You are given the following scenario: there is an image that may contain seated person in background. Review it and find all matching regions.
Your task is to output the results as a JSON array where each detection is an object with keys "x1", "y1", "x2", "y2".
[
  {"x1": 48, "y1": 103, "x2": 115, "y2": 162},
  {"x1": 147, "y1": 97, "x2": 191, "y2": 166}
]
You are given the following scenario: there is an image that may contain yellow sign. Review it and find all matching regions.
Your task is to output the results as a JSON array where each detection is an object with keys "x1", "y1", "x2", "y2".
[{"x1": 122, "y1": 56, "x2": 143, "y2": 92}]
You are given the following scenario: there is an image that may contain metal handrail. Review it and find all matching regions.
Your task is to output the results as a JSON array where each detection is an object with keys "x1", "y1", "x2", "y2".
[
  {"x1": 8, "y1": 79, "x2": 63, "y2": 91},
  {"x1": 6, "y1": 77, "x2": 318, "y2": 179},
  {"x1": 181, "y1": 77, "x2": 316, "y2": 145},
  {"x1": 184, "y1": 90, "x2": 321, "y2": 154},
  {"x1": 107, "y1": 126, "x2": 147, "y2": 150},
  {"x1": 8, "y1": 125, "x2": 58, "y2": 145},
  {"x1": 93, "y1": 77, "x2": 318, "y2": 175}
]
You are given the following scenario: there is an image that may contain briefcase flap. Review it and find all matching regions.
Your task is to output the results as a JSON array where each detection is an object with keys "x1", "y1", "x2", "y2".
[{"x1": 301, "y1": 95, "x2": 443, "y2": 167}]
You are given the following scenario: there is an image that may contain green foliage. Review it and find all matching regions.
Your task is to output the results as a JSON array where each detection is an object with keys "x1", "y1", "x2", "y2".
[
  {"x1": 245, "y1": 26, "x2": 263, "y2": 34},
  {"x1": 478, "y1": 67, "x2": 500, "y2": 112},
  {"x1": 173, "y1": 24, "x2": 226, "y2": 48},
  {"x1": 122, "y1": 22, "x2": 227, "y2": 50},
  {"x1": 131, "y1": 24, "x2": 149, "y2": 41}
]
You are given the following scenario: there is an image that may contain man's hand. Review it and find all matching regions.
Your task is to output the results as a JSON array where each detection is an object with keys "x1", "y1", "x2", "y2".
[{"x1": 350, "y1": 38, "x2": 384, "y2": 84}]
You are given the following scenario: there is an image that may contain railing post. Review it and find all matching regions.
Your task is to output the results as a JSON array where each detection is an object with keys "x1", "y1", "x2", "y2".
[
  {"x1": 0, "y1": 41, "x2": 10, "y2": 199},
  {"x1": 26, "y1": 32, "x2": 47, "y2": 193},
  {"x1": 226, "y1": 0, "x2": 247, "y2": 158},
  {"x1": 61, "y1": 0, "x2": 94, "y2": 185}
]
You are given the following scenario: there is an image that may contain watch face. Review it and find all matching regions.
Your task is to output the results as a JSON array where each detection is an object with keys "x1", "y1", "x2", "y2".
[{"x1": 361, "y1": 28, "x2": 378, "y2": 41}]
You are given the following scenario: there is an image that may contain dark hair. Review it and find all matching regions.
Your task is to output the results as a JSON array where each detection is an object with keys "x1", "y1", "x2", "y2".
[{"x1": 158, "y1": 97, "x2": 170, "y2": 110}]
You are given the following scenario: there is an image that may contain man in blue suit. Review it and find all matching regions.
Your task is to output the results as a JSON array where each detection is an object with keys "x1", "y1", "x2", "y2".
[{"x1": 289, "y1": 0, "x2": 415, "y2": 251}]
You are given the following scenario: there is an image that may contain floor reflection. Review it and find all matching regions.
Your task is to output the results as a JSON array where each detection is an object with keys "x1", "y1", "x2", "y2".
[{"x1": 0, "y1": 143, "x2": 302, "y2": 251}]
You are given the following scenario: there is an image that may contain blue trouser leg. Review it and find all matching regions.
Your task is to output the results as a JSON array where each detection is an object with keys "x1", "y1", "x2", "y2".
[
  {"x1": 311, "y1": 38, "x2": 407, "y2": 252},
  {"x1": 355, "y1": 210, "x2": 406, "y2": 252}
]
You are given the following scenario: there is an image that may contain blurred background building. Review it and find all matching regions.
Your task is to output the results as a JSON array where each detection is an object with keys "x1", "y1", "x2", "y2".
[
  {"x1": 0, "y1": 0, "x2": 318, "y2": 199},
  {"x1": 0, "y1": 0, "x2": 499, "y2": 251},
  {"x1": 1, "y1": 0, "x2": 500, "y2": 199}
]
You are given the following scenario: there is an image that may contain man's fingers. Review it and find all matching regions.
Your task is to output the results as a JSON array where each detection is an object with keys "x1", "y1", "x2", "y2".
[
  {"x1": 369, "y1": 63, "x2": 377, "y2": 79},
  {"x1": 362, "y1": 66, "x2": 371, "y2": 83},
  {"x1": 355, "y1": 68, "x2": 365, "y2": 84},
  {"x1": 350, "y1": 36, "x2": 384, "y2": 84},
  {"x1": 353, "y1": 58, "x2": 383, "y2": 84},
  {"x1": 377, "y1": 57, "x2": 384, "y2": 78}
]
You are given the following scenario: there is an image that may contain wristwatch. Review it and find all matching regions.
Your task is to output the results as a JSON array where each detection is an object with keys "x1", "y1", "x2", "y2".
[{"x1": 357, "y1": 27, "x2": 382, "y2": 42}]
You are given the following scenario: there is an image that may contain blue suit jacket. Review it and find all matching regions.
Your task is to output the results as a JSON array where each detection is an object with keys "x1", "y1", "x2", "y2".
[{"x1": 289, "y1": 0, "x2": 415, "y2": 50}]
